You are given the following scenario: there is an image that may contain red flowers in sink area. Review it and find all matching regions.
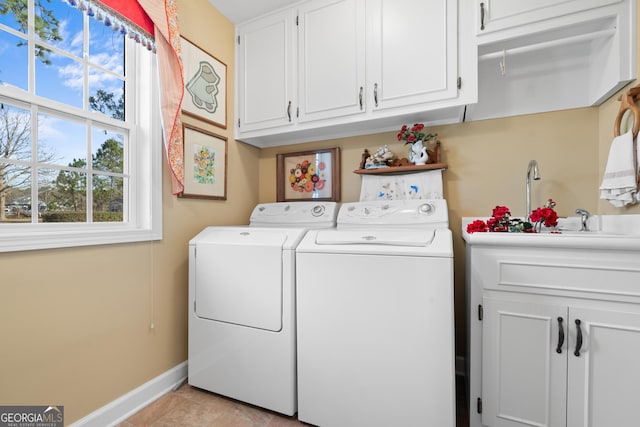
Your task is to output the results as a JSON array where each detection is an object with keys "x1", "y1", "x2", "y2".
[
  {"x1": 467, "y1": 199, "x2": 559, "y2": 233},
  {"x1": 530, "y1": 203, "x2": 559, "y2": 228}
]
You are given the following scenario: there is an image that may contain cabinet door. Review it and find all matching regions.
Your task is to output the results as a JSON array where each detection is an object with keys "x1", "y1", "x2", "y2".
[
  {"x1": 483, "y1": 296, "x2": 567, "y2": 427},
  {"x1": 237, "y1": 9, "x2": 296, "y2": 132},
  {"x1": 475, "y1": 0, "x2": 622, "y2": 35},
  {"x1": 566, "y1": 307, "x2": 640, "y2": 427},
  {"x1": 297, "y1": 0, "x2": 365, "y2": 123},
  {"x1": 366, "y1": 0, "x2": 458, "y2": 111}
]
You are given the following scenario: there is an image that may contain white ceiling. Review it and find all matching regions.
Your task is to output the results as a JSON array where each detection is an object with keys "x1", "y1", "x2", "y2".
[{"x1": 207, "y1": 0, "x2": 299, "y2": 24}]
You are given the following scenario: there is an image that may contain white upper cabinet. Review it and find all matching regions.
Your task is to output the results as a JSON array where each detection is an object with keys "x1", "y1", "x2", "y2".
[
  {"x1": 297, "y1": 0, "x2": 366, "y2": 123},
  {"x1": 236, "y1": 8, "x2": 297, "y2": 132},
  {"x1": 475, "y1": 0, "x2": 623, "y2": 36},
  {"x1": 367, "y1": 0, "x2": 458, "y2": 111},
  {"x1": 467, "y1": 0, "x2": 635, "y2": 122},
  {"x1": 235, "y1": 0, "x2": 475, "y2": 147}
]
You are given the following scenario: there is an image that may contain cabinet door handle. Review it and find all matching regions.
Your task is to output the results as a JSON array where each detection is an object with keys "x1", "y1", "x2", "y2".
[
  {"x1": 374, "y1": 83, "x2": 379, "y2": 107},
  {"x1": 574, "y1": 319, "x2": 583, "y2": 357},
  {"x1": 359, "y1": 86, "x2": 363, "y2": 110},
  {"x1": 556, "y1": 317, "x2": 564, "y2": 354},
  {"x1": 480, "y1": 2, "x2": 485, "y2": 31},
  {"x1": 287, "y1": 101, "x2": 292, "y2": 122}
]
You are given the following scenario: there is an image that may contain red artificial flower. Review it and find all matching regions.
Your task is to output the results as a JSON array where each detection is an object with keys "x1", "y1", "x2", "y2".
[
  {"x1": 397, "y1": 123, "x2": 435, "y2": 145},
  {"x1": 466, "y1": 219, "x2": 488, "y2": 233},
  {"x1": 486, "y1": 217, "x2": 499, "y2": 229},
  {"x1": 530, "y1": 207, "x2": 559, "y2": 227},
  {"x1": 491, "y1": 205, "x2": 511, "y2": 220}
]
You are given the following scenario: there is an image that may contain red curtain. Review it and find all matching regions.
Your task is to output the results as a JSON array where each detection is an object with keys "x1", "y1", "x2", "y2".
[{"x1": 95, "y1": 0, "x2": 155, "y2": 38}]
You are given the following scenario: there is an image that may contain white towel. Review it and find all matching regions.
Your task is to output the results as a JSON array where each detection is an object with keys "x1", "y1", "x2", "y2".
[
  {"x1": 599, "y1": 130, "x2": 638, "y2": 207},
  {"x1": 359, "y1": 170, "x2": 443, "y2": 201}
]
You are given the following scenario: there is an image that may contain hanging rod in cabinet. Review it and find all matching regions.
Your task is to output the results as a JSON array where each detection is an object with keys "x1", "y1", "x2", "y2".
[{"x1": 478, "y1": 28, "x2": 616, "y2": 61}]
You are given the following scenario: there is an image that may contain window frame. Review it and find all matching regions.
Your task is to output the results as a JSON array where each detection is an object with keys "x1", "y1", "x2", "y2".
[{"x1": 0, "y1": 7, "x2": 163, "y2": 252}]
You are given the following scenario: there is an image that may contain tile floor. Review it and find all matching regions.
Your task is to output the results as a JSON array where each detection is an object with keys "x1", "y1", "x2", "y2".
[{"x1": 118, "y1": 375, "x2": 469, "y2": 427}]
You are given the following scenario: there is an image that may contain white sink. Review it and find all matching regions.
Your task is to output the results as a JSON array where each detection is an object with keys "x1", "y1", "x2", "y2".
[
  {"x1": 555, "y1": 214, "x2": 640, "y2": 236},
  {"x1": 462, "y1": 214, "x2": 640, "y2": 250}
]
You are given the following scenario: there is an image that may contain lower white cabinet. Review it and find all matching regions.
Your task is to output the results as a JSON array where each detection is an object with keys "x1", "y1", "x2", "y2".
[
  {"x1": 464, "y1": 237, "x2": 640, "y2": 427},
  {"x1": 482, "y1": 295, "x2": 640, "y2": 427}
]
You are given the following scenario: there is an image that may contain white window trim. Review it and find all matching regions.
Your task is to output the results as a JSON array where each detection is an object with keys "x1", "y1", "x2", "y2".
[{"x1": 0, "y1": 43, "x2": 163, "y2": 252}]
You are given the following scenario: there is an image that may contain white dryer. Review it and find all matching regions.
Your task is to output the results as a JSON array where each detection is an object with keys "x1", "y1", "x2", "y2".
[
  {"x1": 188, "y1": 202, "x2": 337, "y2": 416},
  {"x1": 296, "y1": 199, "x2": 456, "y2": 426}
]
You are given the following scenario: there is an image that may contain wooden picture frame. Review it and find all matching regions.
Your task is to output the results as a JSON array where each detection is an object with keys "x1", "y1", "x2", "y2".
[
  {"x1": 276, "y1": 148, "x2": 340, "y2": 202},
  {"x1": 179, "y1": 124, "x2": 227, "y2": 200},
  {"x1": 181, "y1": 36, "x2": 227, "y2": 129}
]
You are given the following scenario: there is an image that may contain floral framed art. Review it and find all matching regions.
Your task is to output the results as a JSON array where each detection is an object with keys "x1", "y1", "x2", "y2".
[
  {"x1": 179, "y1": 124, "x2": 227, "y2": 200},
  {"x1": 276, "y1": 148, "x2": 340, "y2": 202},
  {"x1": 181, "y1": 36, "x2": 227, "y2": 129}
]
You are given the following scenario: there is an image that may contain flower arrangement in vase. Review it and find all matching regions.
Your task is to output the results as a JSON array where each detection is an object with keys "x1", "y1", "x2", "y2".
[{"x1": 397, "y1": 123, "x2": 436, "y2": 165}]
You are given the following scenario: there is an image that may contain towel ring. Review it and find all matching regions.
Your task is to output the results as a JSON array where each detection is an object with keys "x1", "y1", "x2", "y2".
[{"x1": 614, "y1": 90, "x2": 640, "y2": 138}]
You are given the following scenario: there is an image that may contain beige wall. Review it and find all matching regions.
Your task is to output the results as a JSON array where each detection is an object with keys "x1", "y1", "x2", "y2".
[
  {"x1": 259, "y1": 108, "x2": 610, "y2": 361},
  {"x1": 0, "y1": 0, "x2": 261, "y2": 423},
  {"x1": 1, "y1": 1, "x2": 638, "y2": 424}
]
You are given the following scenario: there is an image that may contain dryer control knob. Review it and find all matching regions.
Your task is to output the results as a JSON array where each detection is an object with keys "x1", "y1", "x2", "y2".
[
  {"x1": 419, "y1": 203, "x2": 434, "y2": 214},
  {"x1": 311, "y1": 205, "x2": 325, "y2": 216}
]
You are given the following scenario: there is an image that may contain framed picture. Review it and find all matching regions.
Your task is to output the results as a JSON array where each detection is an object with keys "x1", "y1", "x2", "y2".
[
  {"x1": 181, "y1": 36, "x2": 227, "y2": 129},
  {"x1": 179, "y1": 124, "x2": 227, "y2": 200},
  {"x1": 276, "y1": 148, "x2": 340, "y2": 202}
]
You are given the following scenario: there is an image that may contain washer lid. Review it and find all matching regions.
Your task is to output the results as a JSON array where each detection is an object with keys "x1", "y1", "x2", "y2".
[{"x1": 315, "y1": 229, "x2": 435, "y2": 246}]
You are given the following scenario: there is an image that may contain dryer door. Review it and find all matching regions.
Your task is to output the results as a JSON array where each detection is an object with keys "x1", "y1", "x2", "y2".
[{"x1": 194, "y1": 230, "x2": 287, "y2": 331}]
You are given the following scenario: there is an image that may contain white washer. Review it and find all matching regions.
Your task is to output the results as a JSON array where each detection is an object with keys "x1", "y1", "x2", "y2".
[
  {"x1": 296, "y1": 199, "x2": 456, "y2": 427},
  {"x1": 188, "y1": 202, "x2": 337, "y2": 416}
]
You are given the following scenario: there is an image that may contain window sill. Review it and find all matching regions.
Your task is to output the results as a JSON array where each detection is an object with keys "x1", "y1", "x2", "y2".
[{"x1": 0, "y1": 225, "x2": 162, "y2": 252}]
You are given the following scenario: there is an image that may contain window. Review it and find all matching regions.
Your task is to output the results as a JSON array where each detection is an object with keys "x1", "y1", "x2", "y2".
[{"x1": 0, "y1": 0, "x2": 162, "y2": 252}]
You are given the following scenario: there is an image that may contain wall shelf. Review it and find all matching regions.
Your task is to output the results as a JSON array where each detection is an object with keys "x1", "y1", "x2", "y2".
[{"x1": 353, "y1": 163, "x2": 448, "y2": 175}]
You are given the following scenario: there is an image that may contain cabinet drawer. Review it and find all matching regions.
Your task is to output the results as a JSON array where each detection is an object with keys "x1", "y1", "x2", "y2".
[{"x1": 474, "y1": 250, "x2": 640, "y2": 298}]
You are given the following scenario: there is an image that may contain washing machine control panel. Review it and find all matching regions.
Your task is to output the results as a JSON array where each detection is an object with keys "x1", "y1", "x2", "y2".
[{"x1": 338, "y1": 199, "x2": 448, "y2": 228}]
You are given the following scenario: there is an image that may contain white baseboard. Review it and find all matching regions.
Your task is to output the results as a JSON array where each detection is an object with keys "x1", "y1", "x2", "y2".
[{"x1": 69, "y1": 361, "x2": 188, "y2": 427}]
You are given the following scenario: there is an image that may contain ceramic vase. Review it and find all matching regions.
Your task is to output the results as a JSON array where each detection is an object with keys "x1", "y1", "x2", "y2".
[{"x1": 410, "y1": 140, "x2": 429, "y2": 165}]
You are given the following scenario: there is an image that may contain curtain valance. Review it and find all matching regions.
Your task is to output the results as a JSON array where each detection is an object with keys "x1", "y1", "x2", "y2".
[{"x1": 64, "y1": 0, "x2": 185, "y2": 194}]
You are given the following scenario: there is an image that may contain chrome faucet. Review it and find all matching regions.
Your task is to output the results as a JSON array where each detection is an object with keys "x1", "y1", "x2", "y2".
[
  {"x1": 526, "y1": 160, "x2": 541, "y2": 222},
  {"x1": 575, "y1": 209, "x2": 591, "y2": 232}
]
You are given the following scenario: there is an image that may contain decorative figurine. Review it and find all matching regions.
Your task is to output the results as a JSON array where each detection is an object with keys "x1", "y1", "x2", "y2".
[{"x1": 365, "y1": 145, "x2": 396, "y2": 169}]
